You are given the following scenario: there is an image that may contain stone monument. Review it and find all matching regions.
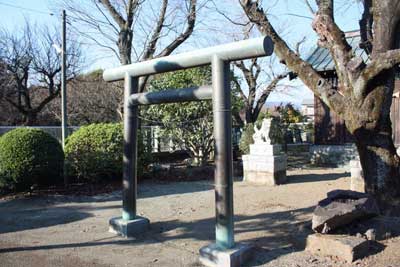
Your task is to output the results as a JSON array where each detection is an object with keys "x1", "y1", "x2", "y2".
[
  {"x1": 242, "y1": 118, "x2": 287, "y2": 185},
  {"x1": 350, "y1": 156, "x2": 365, "y2": 192}
]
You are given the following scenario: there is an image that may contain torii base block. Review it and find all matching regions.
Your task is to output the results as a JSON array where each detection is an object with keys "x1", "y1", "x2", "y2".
[
  {"x1": 199, "y1": 243, "x2": 254, "y2": 267},
  {"x1": 109, "y1": 216, "x2": 149, "y2": 237}
]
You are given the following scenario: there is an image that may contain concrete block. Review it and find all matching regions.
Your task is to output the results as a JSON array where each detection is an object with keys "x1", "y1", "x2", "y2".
[
  {"x1": 306, "y1": 233, "x2": 369, "y2": 262},
  {"x1": 199, "y1": 243, "x2": 253, "y2": 267},
  {"x1": 109, "y1": 216, "x2": 149, "y2": 237}
]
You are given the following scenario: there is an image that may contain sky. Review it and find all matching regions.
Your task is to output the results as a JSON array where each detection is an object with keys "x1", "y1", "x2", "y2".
[{"x1": 0, "y1": 0, "x2": 363, "y2": 105}]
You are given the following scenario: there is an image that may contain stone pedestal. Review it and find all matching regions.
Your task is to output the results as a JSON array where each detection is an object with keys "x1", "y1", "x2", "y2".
[
  {"x1": 350, "y1": 159, "x2": 365, "y2": 192},
  {"x1": 242, "y1": 144, "x2": 287, "y2": 185},
  {"x1": 109, "y1": 216, "x2": 149, "y2": 237},
  {"x1": 199, "y1": 243, "x2": 253, "y2": 267}
]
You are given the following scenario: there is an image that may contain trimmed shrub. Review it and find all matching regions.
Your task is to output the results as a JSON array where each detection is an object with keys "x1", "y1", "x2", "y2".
[
  {"x1": 65, "y1": 123, "x2": 152, "y2": 182},
  {"x1": 0, "y1": 128, "x2": 64, "y2": 192}
]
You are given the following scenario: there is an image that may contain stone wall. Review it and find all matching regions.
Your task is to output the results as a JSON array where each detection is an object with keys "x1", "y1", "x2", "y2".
[{"x1": 310, "y1": 144, "x2": 358, "y2": 168}]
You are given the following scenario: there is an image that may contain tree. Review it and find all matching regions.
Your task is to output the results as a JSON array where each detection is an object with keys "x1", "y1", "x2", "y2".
[
  {"x1": 205, "y1": 3, "x2": 296, "y2": 125},
  {"x1": 240, "y1": 0, "x2": 400, "y2": 211},
  {"x1": 44, "y1": 70, "x2": 123, "y2": 125},
  {"x1": 61, "y1": 0, "x2": 198, "y2": 93},
  {"x1": 233, "y1": 58, "x2": 288, "y2": 124},
  {"x1": 0, "y1": 24, "x2": 82, "y2": 125},
  {"x1": 143, "y1": 66, "x2": 243, "y2": 166}
]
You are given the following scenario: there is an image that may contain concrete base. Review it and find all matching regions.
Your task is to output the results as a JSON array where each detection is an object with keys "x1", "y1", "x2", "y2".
[
  {"x1": 242, "y1": 154, "x2": 287, "y2": 185},
  {"x1": 199, "y1": 243, "x2": 253, "y2": 267},
  {"x1": 109, "y1": 216, "x2": 149, "y2": 237},
  {"x1": 244, "y1": 170, "x2": 286, "y2": 185}
]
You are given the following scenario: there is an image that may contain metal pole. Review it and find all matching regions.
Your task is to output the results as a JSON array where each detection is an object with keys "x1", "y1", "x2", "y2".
[
  {"x1": 123, "y1": 74, "x2": 139, "y2": 221},
  {"x1": 61, "y1": 9, "x2": 68, "y2": 186},
  {"x1": 212, "y1": 55, "x2": 234, "y2": 249}
]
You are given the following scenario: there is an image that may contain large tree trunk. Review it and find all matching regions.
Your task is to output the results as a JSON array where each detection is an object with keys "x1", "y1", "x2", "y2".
[
  {"x1": 348, "y1": 71, "x2": 400, "y2": 213},
  {"x1": 354, "y1": 126, "x2": 400, "y2": 213}
]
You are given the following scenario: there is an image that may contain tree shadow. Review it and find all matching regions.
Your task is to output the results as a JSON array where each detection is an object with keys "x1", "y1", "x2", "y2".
[{"x1": 0, "y1": 202, "x2": 92, "y2": 234}]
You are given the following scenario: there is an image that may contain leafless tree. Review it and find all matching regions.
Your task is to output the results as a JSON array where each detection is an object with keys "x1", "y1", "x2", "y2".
[
  {"x1": 0, "y1": 24, "x2": 82, "y2": 125},
  {"x1": 60, "y1": 0, "x2": 199, "y2": 93},
  {"x1": 240, "y1": 0, "x2": 400, "y2": 211}
]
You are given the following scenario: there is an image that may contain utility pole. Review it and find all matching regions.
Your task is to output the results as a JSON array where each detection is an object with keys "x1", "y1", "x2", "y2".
[{"x1": 61, "y1": 10, "x2": 68, "y2": 185}]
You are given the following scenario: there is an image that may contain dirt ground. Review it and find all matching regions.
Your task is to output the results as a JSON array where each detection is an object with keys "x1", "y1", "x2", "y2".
[{"x1": 1, "y1": 168, "x2": 400, "y2": 267}]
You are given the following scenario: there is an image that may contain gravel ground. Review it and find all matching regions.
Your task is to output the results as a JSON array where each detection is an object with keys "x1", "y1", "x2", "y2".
[{"x1": 1, "y1": 168, "x2": 399, "y2": 267}]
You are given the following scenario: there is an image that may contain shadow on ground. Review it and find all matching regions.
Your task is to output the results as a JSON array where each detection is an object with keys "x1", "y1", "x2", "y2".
[
  {"x1": 288, "y1": 172, "x2": 349, "y2": 184},
  {"x1": 0, "y1": 203, "x2": 314, "y2": 267},
  {"x1": 0, "y1": 203, "x2": 93, "y2": 234}
]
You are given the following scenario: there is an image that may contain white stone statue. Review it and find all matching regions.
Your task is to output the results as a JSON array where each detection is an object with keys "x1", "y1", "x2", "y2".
[{"x1": 252, "y1": 118, "x2": 272, "y2": 144}]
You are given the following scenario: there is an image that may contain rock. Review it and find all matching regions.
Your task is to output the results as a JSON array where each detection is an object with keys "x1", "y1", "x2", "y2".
[
  {"x1": 365, "y1": 229, "x2": 376, "y2": 241},
  {"x1": 306, "y1": 233, "x2": 369, "y2": 262},
  {"x1": 312, "y1": 190, "x2": 379, "y2": 233}
]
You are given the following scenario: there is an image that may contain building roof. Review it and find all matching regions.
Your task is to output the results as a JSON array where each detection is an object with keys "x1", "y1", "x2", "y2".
[{"x1": 306, "y1": 30, "x2": 370, "y2": 72}]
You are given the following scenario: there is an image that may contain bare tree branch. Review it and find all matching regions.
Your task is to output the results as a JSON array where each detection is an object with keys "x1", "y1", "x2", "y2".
[{"x1": 99, "y1": 0, "x2": 126, "y2": 28}]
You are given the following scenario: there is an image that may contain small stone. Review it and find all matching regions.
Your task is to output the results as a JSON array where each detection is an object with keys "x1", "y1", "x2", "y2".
[{"x1": 365, "y1": 229, "x2": 376, "y2": 241}]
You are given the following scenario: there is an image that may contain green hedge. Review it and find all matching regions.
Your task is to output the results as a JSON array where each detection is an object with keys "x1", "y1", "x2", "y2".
[
  {"x1": 0, "y1": 128, "x2": 64, "y2": 192},
  {"x1": 65, "y1": 123, "x2": 152, "y2": 182}
]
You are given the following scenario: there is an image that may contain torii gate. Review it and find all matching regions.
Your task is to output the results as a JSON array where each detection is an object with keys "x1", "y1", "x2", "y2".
[{"x1": 103, "y1": 37, "x2": 273, "y2": 267}]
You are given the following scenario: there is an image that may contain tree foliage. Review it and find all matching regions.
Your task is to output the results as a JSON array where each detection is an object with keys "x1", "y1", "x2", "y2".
[{"x1": 143, "y1": 67, "x2": 213, "y2": 166}]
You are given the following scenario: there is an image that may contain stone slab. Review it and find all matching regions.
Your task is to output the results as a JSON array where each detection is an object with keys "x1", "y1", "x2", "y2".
[
  {"x1": 109, "y1": 216, "x2": 150, "y2": 237},
  {"x1": 199, "y1": 243, "x2": 253, "y2": 267},
  {"x1": 249, "y1": 144, "x2": 281, "y2": 156},
  {"x1": 306, "y1": 233, "x2": 369, "y2": 262}
]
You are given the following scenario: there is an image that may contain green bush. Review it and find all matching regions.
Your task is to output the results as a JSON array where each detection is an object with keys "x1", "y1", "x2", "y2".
[
  {"x1": 65, "y1": 123, "x2": 152, "y2": 182},
  {"x1": 0, "y1": 128, "x2": 64, "y2": 192}
]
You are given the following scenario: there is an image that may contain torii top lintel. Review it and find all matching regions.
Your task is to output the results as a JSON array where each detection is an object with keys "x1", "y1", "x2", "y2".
[{"x1": 103, "y1": 37, "x2": 273, "y2": 82}]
